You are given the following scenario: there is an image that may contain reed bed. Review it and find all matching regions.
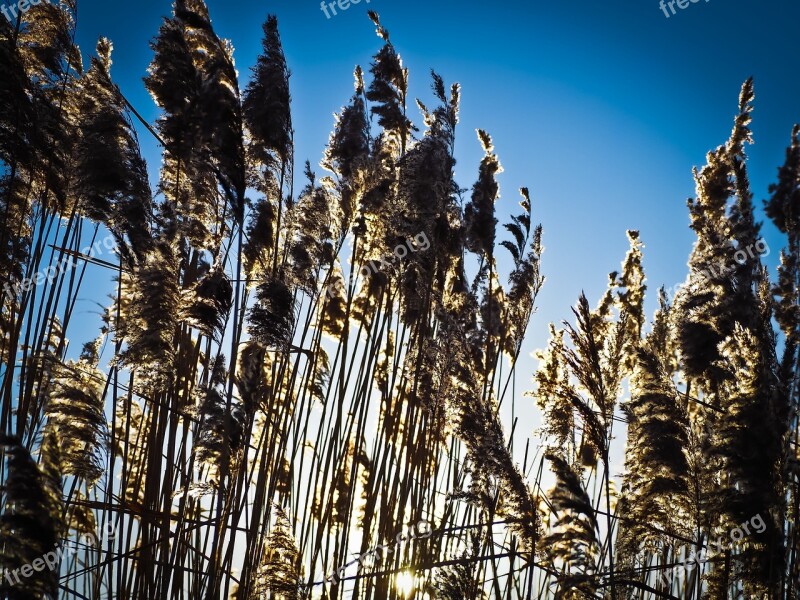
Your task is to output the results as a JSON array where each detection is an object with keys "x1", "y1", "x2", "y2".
[{"x1": 0, "y1": 2, "x2": 797, "y2": 599}]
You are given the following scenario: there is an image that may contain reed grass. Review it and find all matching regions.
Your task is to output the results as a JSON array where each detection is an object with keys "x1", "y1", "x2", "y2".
[{"x1": 0, "y1": 4, "x2": 796, "y2": 599}]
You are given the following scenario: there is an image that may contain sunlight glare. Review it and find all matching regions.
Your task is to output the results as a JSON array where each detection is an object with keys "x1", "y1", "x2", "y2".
[{"x1": 394, "y1": 571, "x2": 416, "y2": 597}]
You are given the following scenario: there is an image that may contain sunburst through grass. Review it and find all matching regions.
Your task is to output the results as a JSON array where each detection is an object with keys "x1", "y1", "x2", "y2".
[{"x1": 394, "y1": 570, "x2": 417, "y2": 598}]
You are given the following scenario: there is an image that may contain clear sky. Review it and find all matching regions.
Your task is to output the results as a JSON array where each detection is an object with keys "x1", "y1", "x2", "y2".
[{"x1": 66, "y1": 0, "x2": 800, "y2": 464}]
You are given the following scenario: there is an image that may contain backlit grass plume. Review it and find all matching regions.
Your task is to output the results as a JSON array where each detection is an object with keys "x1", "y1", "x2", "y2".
[
  {"x1": 0, "y1": 435, "x2": 60, "y2": 600},
  {"x1": 45, "y1": 339, "x2": 108, "y2": 484}
]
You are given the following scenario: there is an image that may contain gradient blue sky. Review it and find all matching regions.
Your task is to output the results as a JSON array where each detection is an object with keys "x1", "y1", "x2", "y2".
[{"x1": 65, "y1": 0, "x2": 800, "y2": 442}]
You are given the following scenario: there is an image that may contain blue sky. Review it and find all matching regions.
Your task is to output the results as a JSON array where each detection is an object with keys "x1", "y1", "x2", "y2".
[
  {"x1": 65, "y1": 0, "x2": 800, "y2": 448},
  {"x1": 70, "y1": 0, "x2": 800, "y2": 318}
]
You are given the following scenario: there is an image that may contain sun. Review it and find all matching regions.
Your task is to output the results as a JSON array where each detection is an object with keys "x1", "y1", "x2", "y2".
[{"x1": 394, "y1": 570, "x2": 416, "y2": 597}]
